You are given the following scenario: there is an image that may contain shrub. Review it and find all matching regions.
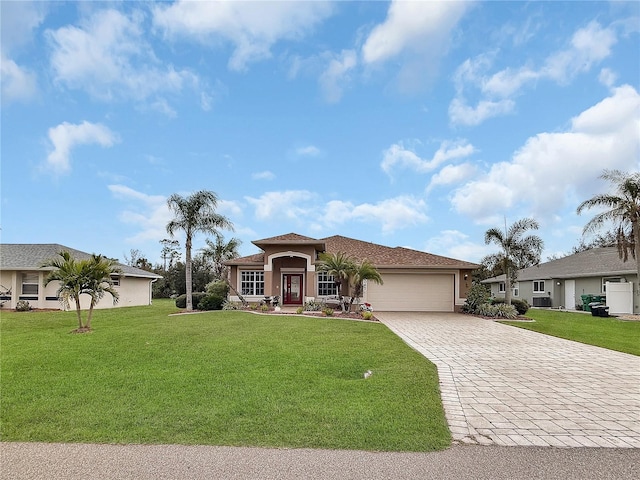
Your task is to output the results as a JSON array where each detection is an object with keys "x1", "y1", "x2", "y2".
[
  {"x1": 296, "y1": 306, "x2": 304, "y2": 314},
  {"x1": 15, "y1": 300, "x2": 31, "y2": 312},
  {"x1": 175, "y1": 292, "x2": 207, "y2": 309},
  {"x1": 323, "y1": 308, "x2": 334, "y2": 317},
  {"x1": 362, "y1": 311, "x2": 373, "y2": 320},
  {"x1": 303, "y1": 300, "x2": 323, "y2": 311},
  {"x1": 198, "y1": 294, "x2": 224, "y2": 311},
  {"x1": 462, "y1": 283, "x2": 491, "y2": 313},
  {"x1": 206, "y1": 280, "x2": 229, "y2": 298},
  {"x1": 476, "y1": 302, "x2": 518, "y2": 319},
  {"x1": 491, "y1": 298, "x2": 529, "y2": 315},
  {"x1": 222, "y1": 300, "x2": 240, "y2": 310},
  {"x1": 260, "y1": 304, "x2": 270, "y2": 312},
  {"x1": 250, "y1": 303, "x2": 259, "y2": 311}
]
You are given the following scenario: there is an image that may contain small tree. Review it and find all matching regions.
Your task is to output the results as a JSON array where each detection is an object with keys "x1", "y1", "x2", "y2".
[
  {"x1": 42, "y1": 251, "x2": 121, "y2": 332},
  {"x1": 349, "y1": 260, "x2": 383, "y2": 312},
  {"x1": 200, "y1": 234, "x2": 241, "y2": 280},
  {"x1": 317, "y1": 252, "x2": 355, "y2": 312}
]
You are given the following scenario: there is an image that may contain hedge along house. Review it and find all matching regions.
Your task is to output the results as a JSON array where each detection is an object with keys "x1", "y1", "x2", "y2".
[
  {"x1": 225, "y1": 233, "x2": 479, "y2": 312},
  {"x1": 481, "y1": 247, "x2": 639, "y2": 314},
  {"x1": 0, "y1": 244, "x2": 162, "y2": 310}
]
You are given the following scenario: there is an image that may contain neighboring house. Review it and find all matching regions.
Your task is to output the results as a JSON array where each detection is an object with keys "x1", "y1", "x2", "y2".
[
  {"x1": 0, "y1": 244, "x2": 162, "y2": 310},
  {"x1": 225, "y1": 233, "x2": 479, "y2": 312},
  {"x1": 482, "y1": 247, "x2": 638, "y2": 314}
]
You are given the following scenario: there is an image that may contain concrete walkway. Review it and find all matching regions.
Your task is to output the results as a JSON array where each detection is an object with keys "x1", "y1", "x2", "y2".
[{"x1": 377, "y1": 312, "x2": 640, "y2": 448}]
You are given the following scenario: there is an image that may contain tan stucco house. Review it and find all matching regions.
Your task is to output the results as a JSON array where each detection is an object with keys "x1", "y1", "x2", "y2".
[
  {"x1": 225, "y1": 233, "x2": 479, "y2": 312},
  {"x1": 0, "y1": 244, "x2": 161, "y2": 310}
]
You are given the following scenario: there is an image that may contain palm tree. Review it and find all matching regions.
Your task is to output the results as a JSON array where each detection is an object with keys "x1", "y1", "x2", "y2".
[
  {"x1": 577, "y1": 170, "x2": 640, "y2": 298},
  {"x1": 167, "y1": 190, "x2": 234, "y2": 311},
  {"x1": 317, "y1": 252, "x2": 355, "y2": 312},
  {"x1": 348, "y1": 259, "x2": 383, "y2": 312},
  {"x1": 483, "y1": 218, "x2": 544, "y2": 305},
  {"x1": 84, "y1": 254, "x2": 121, "y2": 330},
  {"x1": 200, "y1": 234, "x2": 242, "y2": 280},
  {"x1": 42, "y1": 251, "x2": 121, "y2": 331},
  {"x1": 42, "y1": 251, "x2": 86, "y2": 329}
]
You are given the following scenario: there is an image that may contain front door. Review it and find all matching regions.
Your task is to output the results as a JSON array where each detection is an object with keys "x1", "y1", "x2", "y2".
[{"x1": 283, "y1": 274, "x2": 303, "y2": 305}]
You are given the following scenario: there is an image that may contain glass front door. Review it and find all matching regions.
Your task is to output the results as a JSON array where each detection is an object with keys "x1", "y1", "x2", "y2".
[{"x1": 283, "y1": 274, "x2": 303, "y2": 305}]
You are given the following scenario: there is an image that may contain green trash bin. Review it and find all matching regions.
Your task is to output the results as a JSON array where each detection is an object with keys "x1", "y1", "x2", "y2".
[{"x1": 581, "y1": 294, "x2": 594, "y2": 311}]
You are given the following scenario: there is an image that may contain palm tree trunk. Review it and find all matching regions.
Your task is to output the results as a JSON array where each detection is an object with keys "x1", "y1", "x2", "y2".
[
  {"x1": 74, "y1": 298, "x2": 83, "y2": 329},
  {"x1": 185, "y1": 234, "x2": 193, "y2": 311},
  {"x1": 504, "y1": 261, "x2": 512, "y2": 306},
  {"x1": 634, "y1": 220, "x2": 640, "y2": 314},
  {"x1": 86, "y1": 301, "x2": 95, "y2": 330}
]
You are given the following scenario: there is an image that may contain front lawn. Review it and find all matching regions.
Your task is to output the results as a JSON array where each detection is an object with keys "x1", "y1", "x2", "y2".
[
  {"x1": 502, "y1": 308, "x2": 640, "y2": 356},
  {"x1": 0, "y1": 300, "x2": 450, "y2": 451}
]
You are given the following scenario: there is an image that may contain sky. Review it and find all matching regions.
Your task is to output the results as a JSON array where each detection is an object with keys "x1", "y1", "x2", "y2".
[{"x1": 1, "y1": 0, "x2": 639, "y2": 267}]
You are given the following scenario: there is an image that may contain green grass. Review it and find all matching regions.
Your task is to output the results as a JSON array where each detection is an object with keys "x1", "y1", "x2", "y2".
[
  {"x1": 501, "y1": 309, "x2": 640, "y2": 356},
  {"x1": 0, "y1": 300, "x2": 449, "y2": 451}
]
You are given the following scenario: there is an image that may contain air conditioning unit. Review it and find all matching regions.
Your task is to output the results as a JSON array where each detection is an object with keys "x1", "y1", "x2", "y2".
[{"x1": 532, "y1": 297, "x2": 552, "y2": 307}]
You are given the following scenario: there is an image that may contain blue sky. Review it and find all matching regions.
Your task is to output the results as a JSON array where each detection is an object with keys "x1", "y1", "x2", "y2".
[{"x1": 2, "y1": 1, "x2": 639, "y2": 266}]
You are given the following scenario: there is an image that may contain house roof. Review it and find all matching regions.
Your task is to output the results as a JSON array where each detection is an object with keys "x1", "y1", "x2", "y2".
[
  {"x1": 227, "y1": 233, "x2": 479, "y2": 269},
  {"x1": 482, "y1": 247, "x2": 637, "y2": 283},
  {"x1": 0, "y1": 244, "x2": 162, "y2": 279}
]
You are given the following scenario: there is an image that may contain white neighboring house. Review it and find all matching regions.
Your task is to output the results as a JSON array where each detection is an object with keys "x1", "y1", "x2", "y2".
[{"x1": 0, "y1": 244, "x2": 162, "y2": 310}]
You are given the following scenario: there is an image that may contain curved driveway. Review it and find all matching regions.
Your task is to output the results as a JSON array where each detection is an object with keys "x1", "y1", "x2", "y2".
[{"x1": 377, "y1": 312, "x2": 640, "y2": 448}]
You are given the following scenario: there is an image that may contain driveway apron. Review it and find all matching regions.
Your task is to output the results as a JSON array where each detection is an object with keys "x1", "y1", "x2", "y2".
[{"x1": 377, "y1": 312, "x2": 640, "y2": 448}]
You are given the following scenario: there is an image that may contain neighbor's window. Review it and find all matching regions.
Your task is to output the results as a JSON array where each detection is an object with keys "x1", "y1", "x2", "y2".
[
  {"x1": 241, "y1": 271, "x2": 264, "y2": 296},
  {"x1": 533, "y1": 280, "x2": 545, "y2": 293},
  {"x1": 317, "y1": 272, "x2": 338, "y2": 296},
  {"x1": 602, "y1": 277, "x2": 623, "y2": 293},
  {"x1": 111, "y1": 275, "x2": 120, "y2": 287},
  {"x1": 22, "y1": 273, "x2": 39, "y2": 295},
  {"x1": 498, "y1": 282, "x2": 506, "y2": 293},
  {"x1": 512, "y1": 282, "x2": 519, "y2": 297}
]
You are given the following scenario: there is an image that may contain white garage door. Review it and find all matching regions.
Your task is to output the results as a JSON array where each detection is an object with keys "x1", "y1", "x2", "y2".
[{"x1": 365, "y1": 273, "x2": 454, "y2": 312}]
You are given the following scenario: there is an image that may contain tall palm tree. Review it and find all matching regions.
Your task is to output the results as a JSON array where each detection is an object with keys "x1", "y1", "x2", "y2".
[
  {"x1": 200, "y1": 234, "x2": 242, "y2": 280},
  {"x1": 84, "y1": 254, "x2": 121, "y2": 330},
  {"x1": 483, "y1": 218, "x2": 544, "y2": 305},
  {"x1": 167, "y1": 190, "x2": 234, "y2": 311},
  {"x1": 317, "y1": 252, "x2": 355, "y2": 312},
  {"x1": 577, "y1": 170, "x2": 640, "y2": 297},
  {"x1": 348, "y1": 259, "x2": 383, "y2": 312}
]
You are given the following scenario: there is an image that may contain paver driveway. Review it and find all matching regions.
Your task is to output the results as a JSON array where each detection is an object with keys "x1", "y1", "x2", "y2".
[{"x1": 377, "y1": 312, "x2": 640, "y2": 448}]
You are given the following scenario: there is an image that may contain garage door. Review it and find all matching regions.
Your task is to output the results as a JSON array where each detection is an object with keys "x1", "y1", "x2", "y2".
[{"x1": 365, "y1": 273, "x2": 454, "y2": 312}]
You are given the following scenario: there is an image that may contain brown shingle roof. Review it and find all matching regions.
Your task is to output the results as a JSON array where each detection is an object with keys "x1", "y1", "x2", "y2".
[{"x1": 227, "y1": 233, "x2": 479, "y2": 269}]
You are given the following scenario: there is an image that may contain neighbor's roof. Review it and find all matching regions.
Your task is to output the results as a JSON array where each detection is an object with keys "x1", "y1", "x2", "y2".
[
  {"x1": 227, "y1": 233, "x2": 479, "y2": 269},
  {"x1": 482, "y1": 247, "x2": 637, "y2": 283},
  {"x1": 0, "y1": 244, "x2": 162, "y2": 279}
]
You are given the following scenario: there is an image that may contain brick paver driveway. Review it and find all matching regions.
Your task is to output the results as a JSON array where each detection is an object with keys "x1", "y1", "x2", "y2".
[{"x1": 377, "y1": 312, "x2": 640, "y2": 448}]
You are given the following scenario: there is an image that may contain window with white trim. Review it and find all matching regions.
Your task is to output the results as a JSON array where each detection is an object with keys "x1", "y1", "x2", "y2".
[
  {"x1": 498, "y1": 282, "x2": 506, "y2": 293},
  {"x1": 111, "y1": 275, "x2": 120, "y2": 287},
  {"x1": 241, "y1": 271, "x2": 264, "y2": 296},
  {"x1": 22, "y1": 273, "x2": 39, "y2": 295},
  {"x1": 512, "y1": 282, "x2": 519, "y2": 297},
  {"x1": 499, "y1": 281, "x2": 518, "y2": 296},
  {"x1": 317, "y1": 272, "x2": 338, "y2": 296},
  {"x1": 533, "y1": 280, "x2": 545, "y2": 293}
]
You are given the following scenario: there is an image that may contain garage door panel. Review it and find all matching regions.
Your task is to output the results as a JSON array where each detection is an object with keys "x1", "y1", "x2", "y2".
[{"x1": 366, "y1": 274, "x2": 454, "y2": 312}]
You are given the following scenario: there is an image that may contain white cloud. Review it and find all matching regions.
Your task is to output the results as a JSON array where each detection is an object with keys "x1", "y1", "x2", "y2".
[
  {"x1": 598, "y1": 68, "x2": 618, "y2": 88},
  {"x1": 319, "y1": 49, "x2": 357, "y2": 103},
  {"x1": 45, "y1": 121, "x2": 117, "y2": 174},
  {"x1": 152, "y1": 0, "x2": 334, "y2": 72},
  {"x1": 322, "y1": 196, "x2": 429, "y2": 233},
  {"x1": 381, "y1": 140, "x2": 476, "y2": 175},
  {"x1": 46, "y1": 8, "x2": 204, "y2": 109},
  {"x1": 362, "y1": 0, "x2": 468, "y2": 64},
  {"x1": 108, "y1": 185, "x2": 171, "y2": 243},
  {"x1": 252, "y1": 171, "x2": 276, "y2": 181},
  {"x1": 245, "y1": 190, "x2": 318, "y2": 221},
  {"x1": 426, "y1": 163, "x2": 477, "y2": 192},
  {"x1": 423, "y1": 230, "x2": 492, "y2": 264},
  {"x1": 451, "y1": 85, "x2": 640, "y2": 223},
  {"x1": 450, "y1": 21, "x2": 619, "y2": 126},
  {"x1": 296, "y1": 145, "x2": 321, "y2": 157},
  {"x1": 0, "y1": 52, "x2": 38, "y2": 104}
]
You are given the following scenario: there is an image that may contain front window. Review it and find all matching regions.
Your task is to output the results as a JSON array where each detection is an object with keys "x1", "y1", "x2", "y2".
[
  {"x1": 498, "y1": 282, "x2": 505, "y2": 293},
  {"x1": 317, "y1": 272, "x2": 338, "y2": 296},
  {"x1": 111, "y1": 275, "x2": 120, "y2": 287},
  {"x1": 241, "y1": 271, "x2": 264, "y2": 296},
  {"x1": 533, "y1": 280, "x2": 545, "y2": 293},
  {"x1": 22, "y1": 273, "x2": 39, "y2": 295}
]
